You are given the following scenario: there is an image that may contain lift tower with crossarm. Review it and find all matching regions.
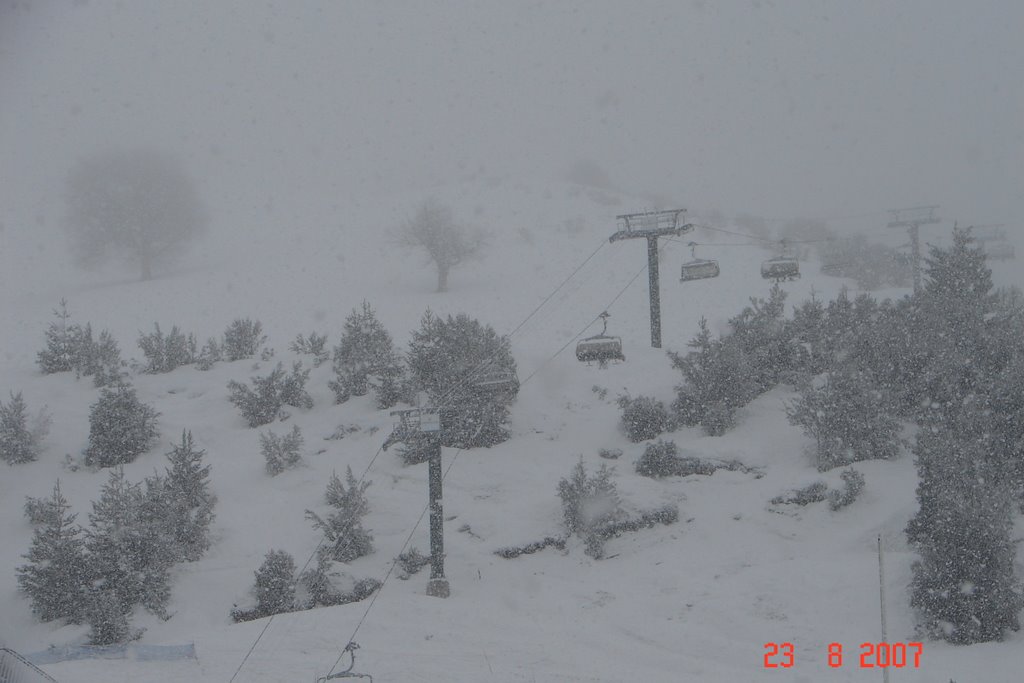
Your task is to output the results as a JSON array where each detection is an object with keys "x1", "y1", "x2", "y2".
[{"x1": 609, "y1": 209, "x2": 693, "y2": 348}]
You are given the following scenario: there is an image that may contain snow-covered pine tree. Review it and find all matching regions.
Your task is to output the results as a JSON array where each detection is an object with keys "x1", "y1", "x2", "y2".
[
  {"x1": 261, "y1": 424, "x2": 304, "y2": 475},
  {"x1": 84, "y1": 382, "x2": 160, "y2": 467},
  {"x1": 228, "y1": 362, "x2": 312, "y2": 428},
  {"x1": 907, "y1": 407, "x2": 1021, "y2": 643},
  {"x1": 37, "y1": 299, "x2": 81, "y2": 373},
  {"x1": 669, "y1": 317, "x2": 755, "y2": 435},
  {"x1": 138, "y1": 323, "x2": 196, "y2": 373},
  {"x1": 16, "y1": 481, "x2": 90, "y2": 623},
  {"x1": 328, "y1": 301, "x2": 403, "y2": 408},
  {"x1": 222, "y1": 318, "x2": 266, "y2": 362},
  {"x1": 557, "y1": 459, "x2": 622, "y2": 559},
  {"x1": 0, "y1": 392, "x2": 50, "y2": 464},
  {"x1": 786, "y1": 367, "x2": 900, "y2": 470},
  {"x1": 81, "y1": 329, "x2": 125, "y2": 387},
  {"x1": 307, "y1": 466, "x2": 373, "y2": 562},
  {"x1": 159, "y1": 430, "x2": 216, "y2": 561},
  {"x1": 406, "y1": 310, "x2": 518, "y2": 448},
  {"x1": 86, "y1": 468, "x2": 175, "y2": 618},
  {"x1": 727, "y1": 284, "x2": 797, "y2": 392}
]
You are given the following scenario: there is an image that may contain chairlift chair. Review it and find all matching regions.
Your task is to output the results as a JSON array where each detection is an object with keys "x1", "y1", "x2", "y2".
[
  {"x1": 471, "y1": 367, "x2": 520, "y2": 394},
  {"x1": 761, "y1": 258, "x2": 800, "y2": 282},
  {"x1": 679, "y1": 242, "x2": 720, "y2": 281},
  {"x1": 575, "y1": 312, "x2": 625, "y2": 365}
]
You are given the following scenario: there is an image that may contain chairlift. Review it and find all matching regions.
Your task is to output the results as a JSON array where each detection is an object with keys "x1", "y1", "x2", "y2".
[
  {"x1": 316, "y1": 642, "x2": 373, "y2": 682},
  {"x1": 576, "y1": 312, "x2": 625, "y2": 365},
  {"x1": 761, "y1": 258, "x2": 800, "y2": 282},
  {"x1": 471, "y1": 366, "x2": 519, "y2": 394},
  {"x1": 680, "y1": 242, "x2": 720, "y2": 281}
]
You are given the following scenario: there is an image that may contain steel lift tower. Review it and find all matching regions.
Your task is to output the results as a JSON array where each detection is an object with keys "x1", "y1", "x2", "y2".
[
  {"x1": 887, "y1": 205, "x2": 941, "y2": 295},
  {"x1": 609, "y1": 209, "x2": 693, "y2": 348}
]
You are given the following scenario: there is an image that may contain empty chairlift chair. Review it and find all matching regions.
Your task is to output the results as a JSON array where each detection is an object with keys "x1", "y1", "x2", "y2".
[
  {"x1": 680, "y1": 242, "x2": 720, "y2": 282},
  {"x1": 576, "y1": 312, "x2": 625, "y2": 365}
]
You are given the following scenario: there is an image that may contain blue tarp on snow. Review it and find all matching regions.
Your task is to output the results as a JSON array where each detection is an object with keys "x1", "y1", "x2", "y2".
[{"x1": 26, "y1": 643, "x2": 196, "y2": 665}]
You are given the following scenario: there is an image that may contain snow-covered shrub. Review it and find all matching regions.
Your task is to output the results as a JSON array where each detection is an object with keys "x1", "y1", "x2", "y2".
[
  {"x1": 634, "y1": 440, "x2": 728, "y2": 478},
  {"x1": 228, "y1": 362, "x2": 312, "y2": 428},
  {"x1": 396, "y1": 547, "x2": 431, "y2": 579},
  {"x1": 307, "y1": 466, "x2": 373, "y2": 562},
  {"x1": 828, "y1": 468, "x2": 865, "y2": 511},
  {"x1": 84, "y1": 383, "x2": 159, "y2": 467},
  {"x1": 81, "y1": 329, "x2": 126, "y2": 387},
  {"x1": 557, "y1": 459, "x2": 622, "y2": 559},
  {"x1": 231, "y1": 550, "x2": 297, "y2": 622},
  {"x1": 786, "y1": 368, "x2": 900, "y2": 471},
  {"x1": 329, "y1": 302, "x2": 403, "y2": 408},
  {"x1": 298, "y1": 558, "x2": 381, "y2": 609},
  {"x1": 406, "y1": 310, "x2": 518, "y2": 448},
  {"x1": 494, "y1": 537, "x2": 567, "y2": 559},
  {"x1": 195, "y1": 336, "x2": 222, "y2": 370},
  {"x1": 290, "y1": 331, "x2": 329, "y2": 367},
  {"x1": 23, "y1": 494, "x2": 59, "y2": 526},
  {"x1": 137, "y1": 323, "x2": 196, "y2": 373},
  {"x1": 261, "y1": 425, "x2": 304, "y2": 475},
  {"x1": 222, "y1": 318, "x2": 266, "y2": 362},
  {"x1": 771, "y1": 481, "x2": 827, "y2": 506},
  {"x1": 617, "y1": 394, "x2": 669, "y2": 442},
  {"x1": 0, "y1": 392, "x2": 50, "y2": 465},
  {"x1": 16, "y1": 481, "x2": 90, "y2": 623}
]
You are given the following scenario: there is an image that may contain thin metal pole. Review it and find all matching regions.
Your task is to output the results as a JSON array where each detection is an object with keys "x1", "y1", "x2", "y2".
[
  {"x1": 647, "y1": 235, "x2": 661, "y2": 348},
  {"x1": 878, "y1": 535, "x2": 890, "y2": 683},
  {"x1": 910, "y1": 223, "x2": 921, "y2": 295}
]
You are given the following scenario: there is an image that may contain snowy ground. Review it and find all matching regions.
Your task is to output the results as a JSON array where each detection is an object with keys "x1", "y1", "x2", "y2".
[{"x1": 2, "y1": 179, "x2": 1022, "y2": 682}]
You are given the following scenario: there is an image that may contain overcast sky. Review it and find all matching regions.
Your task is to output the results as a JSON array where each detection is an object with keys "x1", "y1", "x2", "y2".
[{"x1": 1, "y1": 0, "x2": 1021, "y2": 238}]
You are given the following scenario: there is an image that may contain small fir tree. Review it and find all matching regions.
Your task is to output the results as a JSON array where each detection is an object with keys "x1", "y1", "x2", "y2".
[
  {"x1": 786, "y1": 368, "x2": 900, "y2": 470},
  {"x1": 86, "y1": 468, "x2": 175, "y2": 617},
  {"x1": 85, "y1": 382, "x2": 160, "y2": 467},
  {"x1": 0, "y1": 392, "x2": 51, "y2": 464},
  {"x1": 261, "y1": 425, "x2": 304, "y2": 475},
  {"x1": 86, "y1": 589, "x2": 135, "y2": 646},
  {"x1": 16, "y1": 481, "x2": 90, "y2": 623},
  {"x1": 228, "y1": 362, "x2": 312, "y2": 428},
  {"x1": 557, "y1": 459, "x2": 622, "y2": 558},
  {"x1": 138, "y1": 323, "x2": 196, "y2": 373},
  {"x1": 37, "y1": 299, "x2": 81, "y2": 373},
  {"x1": 160, "y1": 430, "x2": 217, "y2": 561},
  {"x1": 329, "y1": 302, "x2": 403, "y2": 408},
  {"x1": 253, "y1": 549, "x2": 297, "y2": 617},
  {"x1": 307, "y1": 467, "x2": 373, "y2": 562},
  {"x1": 222, "y1": 318, "x2": 266, "y2": 361}
]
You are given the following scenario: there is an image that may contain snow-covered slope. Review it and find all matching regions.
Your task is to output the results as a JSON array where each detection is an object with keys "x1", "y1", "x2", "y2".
[{"x1": 1, "y1": 179, "x2": 1020, "y2": 682}]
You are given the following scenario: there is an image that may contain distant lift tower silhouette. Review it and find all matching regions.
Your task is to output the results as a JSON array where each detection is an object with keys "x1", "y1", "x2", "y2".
[
  {"x1": 609, "y1": 209, "x2": 693, "y2": 348},
  {"x1": 887, "y1": 206, "x2": 940, "y2": 295}
]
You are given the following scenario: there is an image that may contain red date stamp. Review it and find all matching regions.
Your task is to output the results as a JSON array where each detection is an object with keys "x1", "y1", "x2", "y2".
[{"x1": 763, "y1": 642, "x2": 923, "y2": 669}]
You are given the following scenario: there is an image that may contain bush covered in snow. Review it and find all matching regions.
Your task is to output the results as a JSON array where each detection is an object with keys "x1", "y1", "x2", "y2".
[
  {"x1": 617, "y1": 394, "x2": 670, "y2": 442},
  {"x1": 84, "y1": 383, "x2": 159, "y2": 467},
  {"x1": 0, "y1": 392, "x2": 50, "y2": 465},
  {"x1": 557, "y1": 459, "x2": 622, "y2": 559},
  {"x1": 231, "y1": 550, "x2": 297, "y2": 622},
  {"x1": 307, "y1": 466, "x2": 374, "y2": 562},
  {"x1": 329, "y1": 302, "x2": 403, "y2": 408},
  {"x1": 261, "y1": 424, "x2": 304, "y2": 475},
  {"x1": 290, "y1": 331, "x2": 330, "y2": 367},
  {"x1": 137, "y1": 323, "x2": 196, "y2": 373},
  {"x1": 771, "y1": 481, "x2": 827, "y2": 506},
  {"x1": 222, "y1": 317, "x2": 266, "y2": 362},
  {"x1": 828, "y1": 468, "x2": 865, "y2": 511},
  {"x1": 227, "y1": 361, "x2": 312, "y2": 427}
]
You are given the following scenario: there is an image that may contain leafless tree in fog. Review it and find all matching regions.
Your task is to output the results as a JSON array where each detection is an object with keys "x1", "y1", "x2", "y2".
[
  {"x1": 399, "y1": 198, "x2": 485, "y2": 293},
  {"x1": 64, "y1": 149, "x2": 207, "y2": 281}
]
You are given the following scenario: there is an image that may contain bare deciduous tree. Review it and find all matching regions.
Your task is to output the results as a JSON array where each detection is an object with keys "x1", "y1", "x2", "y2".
[
  {"x1": 65, "y1": 149, "x2": 207, "y2": 281},
  {"x1": 399, "y1": 199, "x2": 485, "y2": 292}
]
